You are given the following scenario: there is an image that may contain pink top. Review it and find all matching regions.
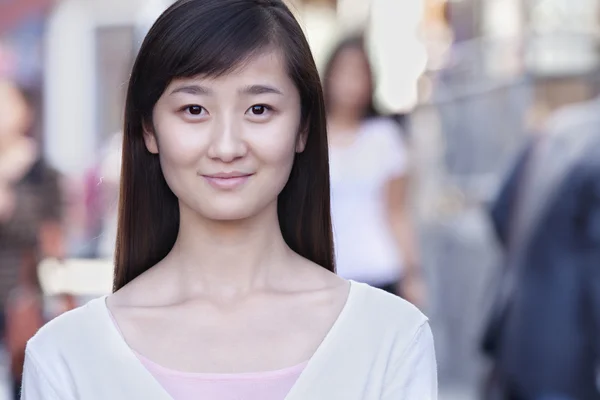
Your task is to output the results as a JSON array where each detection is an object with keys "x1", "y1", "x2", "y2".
[
  {"x1": 137, "y1": 352, "x2": 306, "y2": 400},
  {"x1": 108, "y1": 310, "x2": 305, "y2": 400}
]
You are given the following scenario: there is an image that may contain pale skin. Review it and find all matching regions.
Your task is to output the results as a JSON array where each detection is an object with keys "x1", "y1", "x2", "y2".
[
  {"x1": 107, "y1": 50, "x2": 349, "y2": 374},
  {"x1": 327, "y1": 47, "x2": 425, "y2": 307}
]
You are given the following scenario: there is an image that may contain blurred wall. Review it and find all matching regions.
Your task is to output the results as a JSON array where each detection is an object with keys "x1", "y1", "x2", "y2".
[{"x1": 368, "y1": 0, "x2": 427, "y2": 112}]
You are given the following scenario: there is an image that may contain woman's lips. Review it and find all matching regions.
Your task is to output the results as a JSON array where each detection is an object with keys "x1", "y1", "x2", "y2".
[{"x1": 202, "y1": 173, "x2": 254, "y2": 189}]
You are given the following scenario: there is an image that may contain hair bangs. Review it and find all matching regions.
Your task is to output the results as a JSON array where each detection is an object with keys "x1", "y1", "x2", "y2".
[{"x1": 137, "y1": 1, "x2": 283, "y2": 110}]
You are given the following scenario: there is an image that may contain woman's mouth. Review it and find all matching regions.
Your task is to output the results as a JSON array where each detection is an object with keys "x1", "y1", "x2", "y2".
[{"x1": 201, "y1": 172, "x2": 254, "y2": 189}]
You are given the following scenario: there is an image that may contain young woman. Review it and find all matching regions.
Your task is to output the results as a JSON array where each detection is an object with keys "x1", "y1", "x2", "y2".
[
  {"x1": 324, "y1": 36, "x2": 426, "y2": 306},
  {"x1": 21, "y1": 1, "x2": 437, "y2": 399}
]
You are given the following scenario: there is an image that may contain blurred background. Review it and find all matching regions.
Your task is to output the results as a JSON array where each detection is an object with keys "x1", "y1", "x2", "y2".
[{"x1": 1, "y1": 0, "x2": 600, "y2": 399}]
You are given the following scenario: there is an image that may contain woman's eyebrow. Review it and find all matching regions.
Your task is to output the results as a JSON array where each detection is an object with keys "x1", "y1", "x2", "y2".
[
  {"x1": 238, "y1": 84, "x2": 284, "y2": 96},
  {"x1": 170, "y1": 84, "x2": 213, "y2": 96},
  {"x1": 169, "y1": 84, "x2": 284, "y2": 96}
]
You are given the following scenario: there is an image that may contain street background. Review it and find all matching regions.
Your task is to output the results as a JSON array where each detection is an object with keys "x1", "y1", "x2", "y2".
[{"x1": 2, "y1": 1, "x2": 600, "y2": 398}]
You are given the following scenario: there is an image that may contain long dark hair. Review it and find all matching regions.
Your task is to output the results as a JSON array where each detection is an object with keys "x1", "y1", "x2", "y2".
[
  {"x1": 114, "y1": 0, "x2": 334, "y2": 291},
  {"x1": 322, "y1": 35, "x2": 378, "y2": 119}
]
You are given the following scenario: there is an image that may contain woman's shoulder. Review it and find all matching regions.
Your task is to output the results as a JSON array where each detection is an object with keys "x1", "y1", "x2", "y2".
[
  {"x1": 27, "y1": 296, "x2": 108, "y2": 358},
  {"x1": 347, "y1": 281, "x2": 428, "y2": 337}
]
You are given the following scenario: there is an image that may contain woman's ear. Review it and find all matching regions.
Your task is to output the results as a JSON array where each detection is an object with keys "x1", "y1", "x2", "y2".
[
  {"x1": 143, "y1": 120, "x2": 159, "y2": 154},
  {"x1": 295, "y1": 124, "x2": 308, "y2": 153}
]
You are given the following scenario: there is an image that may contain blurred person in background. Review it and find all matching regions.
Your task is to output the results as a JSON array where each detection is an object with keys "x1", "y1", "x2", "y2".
[
  {"x1": 324, "y1": 36, "x2": 425, "y2": 307},
  {"x1": 482, "y1": 95, "x2": 600, "y2": 400},
  {"x1": 0, "y1": 79, "x2": 64, "y2": 399}
]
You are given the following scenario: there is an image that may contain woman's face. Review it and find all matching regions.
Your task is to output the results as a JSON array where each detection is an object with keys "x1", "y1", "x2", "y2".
[
  {"x1": 327, "y1": 47, "x2": 372, "y2": 114},
  {"x1": 147, "y1": 50, "x2": 305, "y2": 221},
  {"x1": 0, "y1": 80, "x2": 31, "y2": 144}
]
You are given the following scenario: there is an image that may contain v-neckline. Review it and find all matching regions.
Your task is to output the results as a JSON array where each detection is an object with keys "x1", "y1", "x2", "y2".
[{"x1": 94, "y1": 280, "x2": 359, "y2": 400}]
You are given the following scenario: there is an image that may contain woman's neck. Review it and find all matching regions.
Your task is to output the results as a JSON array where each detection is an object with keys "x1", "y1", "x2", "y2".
[
  {"x1": 327, "y1": 113, "x2": 364, "y2": 149},
  {"x1": 327, "y1": 108, "x2": 363, "y2": 132},
  {"x1": 164, "y1": 202, "x2": 292, "y2": 298}
]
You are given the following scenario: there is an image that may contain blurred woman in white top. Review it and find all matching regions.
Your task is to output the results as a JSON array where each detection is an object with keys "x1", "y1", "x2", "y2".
[{"x1": 324, "y1": 36, "x2": 425, "y2": 307}]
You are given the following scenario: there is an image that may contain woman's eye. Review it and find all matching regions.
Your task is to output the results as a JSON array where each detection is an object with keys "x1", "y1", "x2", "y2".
[
  {"x1": 247, "y1": 105, "x2": 272, "y2": 116},
  {"x1": 251, "y1": 105, "x2": 266, "y2": 115},
  {"x1": 185, "y1": 105, "x2": 205, "y2": 115}
]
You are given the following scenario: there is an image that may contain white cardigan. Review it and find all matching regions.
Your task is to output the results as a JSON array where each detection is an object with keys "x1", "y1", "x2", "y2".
[{"x1": 21, "y1": 281, "x2": 437, "y2": 399}]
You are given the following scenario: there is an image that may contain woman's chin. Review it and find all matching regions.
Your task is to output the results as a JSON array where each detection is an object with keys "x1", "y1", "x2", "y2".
[
  {"x1": 195, "y1": 204, "x2": 262, "y2": 223},
  {"x1": 179, "y1": 194, "x2": 277, "y2": 224}
]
